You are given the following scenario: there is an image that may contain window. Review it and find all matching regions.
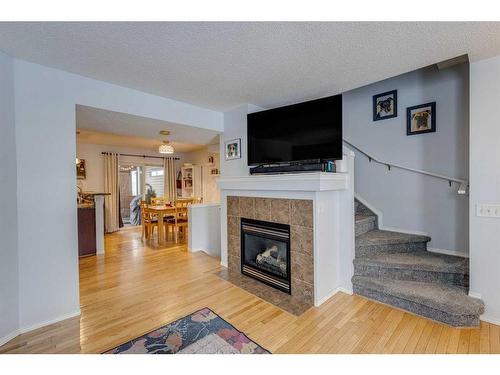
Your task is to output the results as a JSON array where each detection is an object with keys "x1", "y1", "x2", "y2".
[{"x1": 150, "y1": 169, "x2": 164, "y2": 177}]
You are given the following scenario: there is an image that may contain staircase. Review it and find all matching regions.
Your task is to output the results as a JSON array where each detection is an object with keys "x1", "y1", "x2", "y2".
[{"x1": 352, "y1": 199, "x2": 485, "y2": 327}]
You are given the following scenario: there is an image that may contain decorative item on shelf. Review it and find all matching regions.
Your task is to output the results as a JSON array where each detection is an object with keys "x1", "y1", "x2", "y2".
[
  {"x1": 76, "y1": 158, "x2": 86, "y2": 180},
  {"x1": 207, "y1": 155, "x2": 215, "y2": 165},
  {"x1": 158, "y1": 130, "x2": 175, "y2": 154},
  {"x1": 224, "y1": 138, "x2": 241, "y2": 160},
  {"x1": 373, "y1": 90, "x2": 397, "y2": 121},
  {"x1": 406, "y1": 102, "x2": 436, "y2": 136},
  {"x1": 210, "y1": 168, "x2": 220, "y2": 176}
]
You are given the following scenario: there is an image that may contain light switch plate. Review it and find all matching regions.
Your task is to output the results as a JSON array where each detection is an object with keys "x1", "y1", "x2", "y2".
[{"x1": 476, "y1": 204, "x2": 500, "y2": 218}]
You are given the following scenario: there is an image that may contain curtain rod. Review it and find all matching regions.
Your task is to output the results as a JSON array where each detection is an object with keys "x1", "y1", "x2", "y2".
[{"x1": 101, "y1": 152, "x2": 180, "y2": 160}]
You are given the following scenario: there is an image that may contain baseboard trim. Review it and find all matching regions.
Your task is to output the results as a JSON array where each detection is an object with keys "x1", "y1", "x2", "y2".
[
  {"x1": 480, "y1": 314, "x2": 500, "y2": 326},
  {"x1": 468, "y1": 291, "x2": 482, "y2": 299},
  {"x1": 0, "y1": 330, "x2": 20, "y2": 347},
  {"x1": 315, "y1": 286, "x2": 353, "y2": 306},
  {"x1": 19, "y1": 310, "x2": 81, "y2": 335},
  {"x1": 428, "y1": 247, "x2": 469, "y2": 258}
]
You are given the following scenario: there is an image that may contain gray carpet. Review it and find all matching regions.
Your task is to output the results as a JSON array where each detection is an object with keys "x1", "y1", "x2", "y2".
[{"x1": 351, "y1": 199, "x2": 484, "y2": 327}]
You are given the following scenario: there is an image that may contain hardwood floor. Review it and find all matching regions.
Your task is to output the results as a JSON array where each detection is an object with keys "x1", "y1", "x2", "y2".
[{"x1": 1, "y1": 226, "x2": 499, "y2": 354}]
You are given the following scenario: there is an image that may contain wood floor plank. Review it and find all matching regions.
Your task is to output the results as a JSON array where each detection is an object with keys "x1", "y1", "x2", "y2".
[{"x1": 1, "y1": 227, "x2": 499, "y2": 354}]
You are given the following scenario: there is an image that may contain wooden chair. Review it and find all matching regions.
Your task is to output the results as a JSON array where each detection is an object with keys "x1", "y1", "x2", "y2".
[
  {"x1": 151, "y1": 196, "x2": 168, "y2": 205},
  {"x1": 140, "y1": 203, "x2": 159, "y2": 240},
  {"x1": 165, "y1": 206, "x2": 188, "y2": 243}
]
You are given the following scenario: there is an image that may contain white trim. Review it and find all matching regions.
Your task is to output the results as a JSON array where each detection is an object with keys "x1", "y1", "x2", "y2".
[
  {"x1": 379, "y1": 225, "x2": 429, "y2": 237},
  {"x1": 0, "y1": 330, "x2": 20, "y2": 347},
  {"x1": 355, "y1": 193, "x2": 385, "y2": 228},
  {"x1": 19, "y1": 310, "x2": 81, "y2": 335},
  {"x1": 428, "y1": 247, "x2": 469, "y2": 258},
  {"x1": 217, "y1": 172, "x2": 349, "y2": 192},
  {"x1": 468, "y1": 291, "x2": 482, "y2": 299},
  {"x1": 314, "y1": 286, "x2": 353, "y2": 306},
  {"x1": 480, "y1": 314, "x2": 500, "y2": 326}
]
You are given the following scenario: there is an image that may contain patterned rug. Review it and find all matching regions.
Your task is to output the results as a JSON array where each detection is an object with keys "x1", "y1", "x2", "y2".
[{"x1": 104, "y1": 307, "x2": 270, "y2": 354}]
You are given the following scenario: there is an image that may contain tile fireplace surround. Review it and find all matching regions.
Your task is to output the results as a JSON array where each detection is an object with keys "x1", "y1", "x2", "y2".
[
  {"x1": 217, "y1": 164, "x2": 355, "y2": 315},
  {"x1": 225, "y1": 196, "x2": 314, "y2": 313}
]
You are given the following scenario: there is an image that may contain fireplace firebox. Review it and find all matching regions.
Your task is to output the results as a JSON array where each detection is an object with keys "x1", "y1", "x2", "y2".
[{"x1": 240, "y1": 218, "x2": 291, "y2": 294}]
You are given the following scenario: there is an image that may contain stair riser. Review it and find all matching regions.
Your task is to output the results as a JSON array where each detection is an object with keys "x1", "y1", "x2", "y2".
[
  {"x1": 353, "y1": 264, "x2": 469, "y2": 287},
  {"x1": 356, "y1": 241, "x2": 427, "y2": 257},
  {"x1": 355, "y1": 219, "x2": 376, "y2": 237},
  {"x1": 353, "y1": 284, "x2": 480, "y2": 327}
]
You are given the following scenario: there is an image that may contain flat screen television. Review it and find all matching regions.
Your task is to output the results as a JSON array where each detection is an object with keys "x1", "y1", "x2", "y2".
[{"x1": 247, "y1": 94, "x2": 342, "y2": 166}]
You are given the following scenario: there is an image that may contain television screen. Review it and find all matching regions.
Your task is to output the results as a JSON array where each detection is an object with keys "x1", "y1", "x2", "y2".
[{"x1": 247, "y1": 94, "x2": 342, "y2": 166}]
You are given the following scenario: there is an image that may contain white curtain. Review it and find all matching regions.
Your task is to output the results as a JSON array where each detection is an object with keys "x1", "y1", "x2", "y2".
[
  {"x1": 104, "y1": 152, "x2": 120, "y2": 233},
  {"x1": 163, "y1": 157, "x2": 176, "y2": 203}
]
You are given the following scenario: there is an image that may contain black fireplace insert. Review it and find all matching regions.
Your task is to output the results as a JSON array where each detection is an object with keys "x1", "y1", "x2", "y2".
[{"x1": 240, "y1": 217, "x2": 291, "y2": 294}]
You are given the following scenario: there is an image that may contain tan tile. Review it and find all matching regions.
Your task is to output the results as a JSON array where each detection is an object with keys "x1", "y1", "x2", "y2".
[
  {"x1": 228, "y1": 254, "x2": 241, "y2": 272},
  {"x1": 291, "y1": 199, "x2": 313, "y2": 228},
  {"x1": 291, "y1": 278, "x2": 314, "y2": 304},
  {"x1": 291, "y1": 251, "x2": 314, "y2": 285},
  {"x1": 239, "y1": 197, "x2": 255, "y2": 219},
  {"x1": 227, "y1": 216, "x2": 240, "y2": 237},
  {"x1": 291, "y1": 226, "x2": 313, "y2": 256},
  {"x1": 228, "y1": 235, "x2": 240, "y2": 257},
  {"x1": 254, "y1": 198, "x2": 272, "y2": 222},
  {"x1": 270, "y1": 199, "x2": 291, "y2": 224},
  {"x1": 227, "y1": 196, "x2": 239, "y2": 216}
]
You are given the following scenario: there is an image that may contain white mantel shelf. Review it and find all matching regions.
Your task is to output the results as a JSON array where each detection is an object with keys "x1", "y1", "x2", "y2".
[{"x1": 217, "y1": 172, "x2": 349, "y2": 192}]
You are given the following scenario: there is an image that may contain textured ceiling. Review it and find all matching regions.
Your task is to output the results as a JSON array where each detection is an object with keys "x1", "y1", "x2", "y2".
[
  {"x1": 76, "y1": 105, "x2": 220, "y2": 147},
  {"x1": 1, "y1": 22, "x2": 500, "y2": 110}
]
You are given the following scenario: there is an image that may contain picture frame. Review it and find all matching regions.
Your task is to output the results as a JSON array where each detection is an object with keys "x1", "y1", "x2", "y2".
[
  {"x1": 224, "y1": 138, "x2": 241, "y2": 160},
  {"x1": 76, "y1": 158, "x2": 86, "y2": 180},
  {"x1": 406, "y1": 102, "x2": 436, "y2": 136},
  {"x1": 373, "y1": 90, "x2": 397, "y2": 121}
]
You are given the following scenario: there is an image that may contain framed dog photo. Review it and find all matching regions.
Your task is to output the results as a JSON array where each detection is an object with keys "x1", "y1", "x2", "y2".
[
  {"x1": 407, "y1": 102, "x2": 436, "y2": 136},
  {"x1": 373, "y1": 90, "x2": 397, "y2": 121},
  {"x1": 224, "y1": 138, "x2": 241, "y2": 160}
]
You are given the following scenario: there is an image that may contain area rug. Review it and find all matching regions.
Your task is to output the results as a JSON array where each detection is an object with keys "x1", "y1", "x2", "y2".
[{"x1": 104, "y1": 307, "x2": 270, "y2": 354}]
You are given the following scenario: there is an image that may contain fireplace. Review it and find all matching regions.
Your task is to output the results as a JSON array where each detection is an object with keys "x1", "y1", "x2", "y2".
[{"x1": 240, "y1": 218, "x2": 291, "y2": 294}]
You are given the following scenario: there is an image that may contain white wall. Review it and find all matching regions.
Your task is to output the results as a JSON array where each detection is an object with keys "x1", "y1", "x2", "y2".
[
  {"x1": 13, "y1": 59, "x2": 224, "y2": 331},
  {"x1": 344, "y1": 64, "x2": 470, "y2": 254},
  {"x1": 469, "y1": 55, "x2": 500, "y2": 324},
  {"x1": 0, "y1": 52, "x2": 19, "y2": 344},
  {"x1": 220, "y1": 104, "x2": 263, "y2": 177},
  {"x1": 182, "y1": 147, "x2": 221, "y2": 203}
]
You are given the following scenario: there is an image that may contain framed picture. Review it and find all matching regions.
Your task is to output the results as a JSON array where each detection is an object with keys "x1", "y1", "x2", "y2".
[
  {"x1": 407, "y1": 102, "x2": 436, "y2": 136},
  {"x1": 373, "y1": 90, "x2": 397, "y2": 121},
  {"x1": 76, "y1": 158, "x2": 86, "y2": 180},
  {"x1": 224, "y1": 138, "x2": 241, "y2": 160}
]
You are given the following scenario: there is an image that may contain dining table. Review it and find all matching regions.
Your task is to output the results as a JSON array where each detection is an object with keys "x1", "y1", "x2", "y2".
[{"x1": 147, "y1": 204, "x2": 187, "y2": 243}]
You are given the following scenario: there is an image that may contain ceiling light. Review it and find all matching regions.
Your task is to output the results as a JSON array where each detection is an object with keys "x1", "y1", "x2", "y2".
[{"x1": 158, "y1": 130, "x2": 175, "y2": 154}]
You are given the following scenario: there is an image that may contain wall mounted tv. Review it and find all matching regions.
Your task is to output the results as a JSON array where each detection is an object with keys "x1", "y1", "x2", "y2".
[{"x1": 247, "y1": 94, "x2": 342, "y2": 166}]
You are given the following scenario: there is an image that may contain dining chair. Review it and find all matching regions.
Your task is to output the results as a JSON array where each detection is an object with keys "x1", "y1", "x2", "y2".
[
  {"x1": 151, "y1": 196, "x2": 167, "y2": 205},
  {"x1": 165, "y1": 206, "x2": 188, "y2": 243},
  {"x1": 140, "y1": 204, "x2": 159, "y2": 240}
]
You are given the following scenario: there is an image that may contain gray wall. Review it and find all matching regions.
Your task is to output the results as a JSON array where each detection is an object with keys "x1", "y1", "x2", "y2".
[
  {"x1": 344, "y1": 64, "x2": 469, "y2": 254},
  {"x1": 0, "y1": 51, "x2": 19, "y2": 341}
]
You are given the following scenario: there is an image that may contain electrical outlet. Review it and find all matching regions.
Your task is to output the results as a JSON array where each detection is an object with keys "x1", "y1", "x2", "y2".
[{"x1": 476, "y1": 204, "x2": 500, "y2": 218}]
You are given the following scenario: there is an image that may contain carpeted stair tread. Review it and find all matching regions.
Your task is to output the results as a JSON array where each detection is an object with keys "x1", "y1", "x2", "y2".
[
  {"x1": 356, "y1": 229, "x2": 430, "y2": 246},
  {"x1": 352, "y1": 276, "x2": 484, "y2": 317},
  {"x1": 354, "y1": 251, "x2": 469, "y2": 274},
  {"x1": 355, "y1": 213, "x2": 376, "y2": 223}
]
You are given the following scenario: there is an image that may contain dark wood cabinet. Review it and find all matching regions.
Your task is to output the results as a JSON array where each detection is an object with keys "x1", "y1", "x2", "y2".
[{"x1": 78, "y1": 207, "x2": 96, "y2": 257}]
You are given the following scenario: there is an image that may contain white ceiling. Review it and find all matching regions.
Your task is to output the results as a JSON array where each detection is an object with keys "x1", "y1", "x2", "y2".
[
  {"x1": 76, "y1": 128, "x2": 207, "y2": 154},
  {"x1": 1, "y1": 22, "x2": 500, "y2": 110},
  {"x1": 76, "y1": 105, "x2": 220, "y2": 148}
]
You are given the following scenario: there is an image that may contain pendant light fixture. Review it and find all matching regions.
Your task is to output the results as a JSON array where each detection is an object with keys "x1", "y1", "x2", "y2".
[{"x1": 158, "y1": 130, "x2": 175, "y2": 154}]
